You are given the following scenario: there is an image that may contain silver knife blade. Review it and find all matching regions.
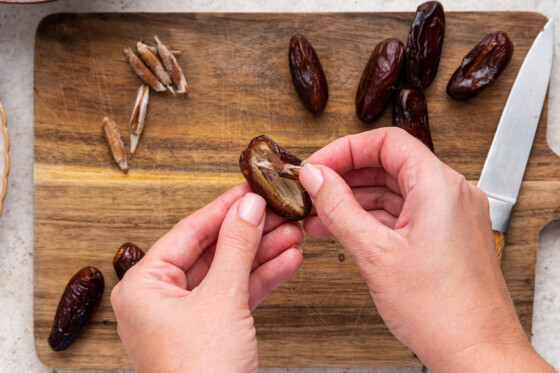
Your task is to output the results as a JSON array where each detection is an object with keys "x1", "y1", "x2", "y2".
[{"x1": 477, "y1": 20, "x2": 554, "y2": 233}]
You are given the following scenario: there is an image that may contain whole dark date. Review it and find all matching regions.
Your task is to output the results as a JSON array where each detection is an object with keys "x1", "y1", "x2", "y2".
[
  {"x1": 114, "y1": 242, "x2": 145, "y2": 280},
  {"x1": 405, "y1": 1, "x2": 445, "y2": 89},
  {"x1": 289, "y1": 34, "x2": 329, "y2": 114},
  {"x1": 356, "y1": 38, "x2": 405, "y2": 123},
  {"x1": 239, "y1": 135, "x2": 311, "y2": 221},
  {"x1": 393, "y1": 87, "x2": 434, "y2": 152},
  {"x1": 447, "y1": 31, "x2": 514, "y2": 100},
  {"x1": 48, "y1": 267, "x2": 104, "y2": 351}
]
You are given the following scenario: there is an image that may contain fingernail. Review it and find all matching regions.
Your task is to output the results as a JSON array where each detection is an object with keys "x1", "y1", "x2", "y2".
[
  {"x1": 239, "y1": 193, "x2": 266, "y2": 226},
  {"x1": 293, "y1": 245, "x2": 303, "y2": 254},
  {"x1": 301, "y1": 163, "x2": 323, "y2": 197}
]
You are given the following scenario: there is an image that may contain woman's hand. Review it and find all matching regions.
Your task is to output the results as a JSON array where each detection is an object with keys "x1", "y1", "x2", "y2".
[
  {"x1": 111, "y1": 184, "x2": 303, "y2": 372},
  {"x1": 299, "y1": 128, "x2": 554, "y2": 372}
]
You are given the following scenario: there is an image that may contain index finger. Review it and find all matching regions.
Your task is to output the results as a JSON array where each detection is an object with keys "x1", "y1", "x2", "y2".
[
  {"x1": 144, "y1": 183, "x2": 251, "y2": 272},
  {"x1": 305, "y1": 127, "x2": 439, "y2": 194}
]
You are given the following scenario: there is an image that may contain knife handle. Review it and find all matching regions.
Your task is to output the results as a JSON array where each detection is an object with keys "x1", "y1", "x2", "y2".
[{"x1": 493, "y1": 230, "x2": 505, "y2": 265}]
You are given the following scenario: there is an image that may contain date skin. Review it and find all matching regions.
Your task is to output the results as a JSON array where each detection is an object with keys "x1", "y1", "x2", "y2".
[
  {"x1": 405, "y1": 1, "x2": 445, "y2": 89},
  {"x1": 113, "y1": 242, "x2": 145, "y2": 280},
  {"x1": 447, "y1": 31, "x2": 514, "y2": 100},
  {"x1": 393, "y1": 86, "x2": 434, "y2": 152},
  {"x1": 239, "y1": 135, "x2": 311, "y2": 221},
  {"x1": 48, "y1": 267, "x2": 104, "y2": 351},
  {"x1": 356, "y1": 38, "x2": 405, "y2": 123},
  {"x1": 289, "y1": 34, "x2": 329, "y2": 114}
]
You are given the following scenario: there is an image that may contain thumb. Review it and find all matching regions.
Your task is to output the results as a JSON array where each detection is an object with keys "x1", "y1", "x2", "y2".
[
  {"x1": 299, "y1": 163, "x2": 393, "y2": 258},
  {"x1": 204, "y1": 193, "x2": 266, "y2": 294}
]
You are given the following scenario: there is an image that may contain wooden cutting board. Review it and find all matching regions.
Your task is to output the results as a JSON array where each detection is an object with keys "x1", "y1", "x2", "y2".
[{"x1": 34, "y1": 12, "x2": 558, "y2": 369}]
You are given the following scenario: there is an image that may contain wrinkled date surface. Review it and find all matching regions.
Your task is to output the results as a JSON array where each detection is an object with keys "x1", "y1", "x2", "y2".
[
  {"x1": 48, "y1": 267, "x2": 104, "y2": 351},
  {"x1": 289, "y1": 34, "x2": 329, "y2": 114},
  {"x1": 405, "y1": 1, "x2": 445, "y2": 89},
  {"x1": 356, "y1": 38, "x2": 404, "y2": 123},
  {"x1": 393, "y1": 87, "x2": 434, "y2": 152},
  {"x1": 114, "y1": 242, "x2": 145, "y2": 280},
  {"x1": 239, "y1": 135, "x2": 311, "y2": 221},
  {"x1": 447, "y1": 31, "x2": 514, "y2": 100}
]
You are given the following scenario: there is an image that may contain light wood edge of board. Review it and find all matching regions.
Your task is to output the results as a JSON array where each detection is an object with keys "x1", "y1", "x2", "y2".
[
  {"x1": 493, "y1": 230, "x2": 505, "y2": 264},
  {"x1": 0, "y1": 96, "x2": 9, "y2": 215}
]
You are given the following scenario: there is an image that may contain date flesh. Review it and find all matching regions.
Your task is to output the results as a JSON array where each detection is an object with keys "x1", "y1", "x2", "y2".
[
  {"x1": 48, "y1": 267, "x2": 104, "y2": 351},
  {"x1": 356, "y1": 38, "x2": 404, "y2": 123},
  {"x1": 239, "y1": 135, "x2": 311, "y2": 221},
  {"x1": 405, "y1": 1, "x2": 445, "y2": 89},
  {"x1": 113, "y1": 242, "x2": 145, "y2": 280},
  {"x1": 447, "y1": 31, "x2": 514, "y2": 100},
  {"x1": 289, "y1": 34, "x2": 329, "y2": 114},
  {"x1": 393, "y1": 87, "x2": 434, "y2": 152}
]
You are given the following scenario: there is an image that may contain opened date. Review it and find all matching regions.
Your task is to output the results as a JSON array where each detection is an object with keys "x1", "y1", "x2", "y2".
[
  {"x1": 447, "y1": 31, "x2": 514, "y2": 100},
  {"x1": 239, "y1": 135, "x2": 311, "y2": 221},
  {"x1": 48, "y1": 267, "x2": 104, "y2": 351}
]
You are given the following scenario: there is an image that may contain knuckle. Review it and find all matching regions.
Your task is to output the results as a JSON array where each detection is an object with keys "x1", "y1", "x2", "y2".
[
  {"x1": 110, "y1": 282, "x2": 123, "y2": 310},
  {"x1": 284, "y1": 222, "x2": 304, "y2": 243},
  {"x1": 220, "y1": 227, "x2": 257, "y2": 254},
  {"x1": 181, "y1": 218, "x2": 210, "y2": 246},
  {"x1": 319, "y1": 194, "x2": 350, "y2": 231},
  {"x1": 474, "y1": 186, "x2": 489, "y2": 208},
  {"x1": 253, "y1": 275, "x2": 272, "y2": 298}
]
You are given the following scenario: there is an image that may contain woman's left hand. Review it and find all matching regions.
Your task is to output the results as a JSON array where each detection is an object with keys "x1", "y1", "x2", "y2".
[{"x1": 111, "y1": 183, "x2": 303, "y2": 372}]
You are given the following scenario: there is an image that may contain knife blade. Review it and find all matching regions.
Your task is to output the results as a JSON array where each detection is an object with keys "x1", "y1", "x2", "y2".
[{"x1": 477, "y1": 19, "x2": 554, "y2": 263}]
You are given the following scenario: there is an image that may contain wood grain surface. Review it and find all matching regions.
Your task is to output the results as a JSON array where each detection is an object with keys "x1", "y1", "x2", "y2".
[{"x1": 33, "y1": 12, "x2": 557, "y2": 369}]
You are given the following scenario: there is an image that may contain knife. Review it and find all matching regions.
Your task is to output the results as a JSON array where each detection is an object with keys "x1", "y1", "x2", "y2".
[{"x1": 478, "y1": 20, "x2": 554, "y2": 263}]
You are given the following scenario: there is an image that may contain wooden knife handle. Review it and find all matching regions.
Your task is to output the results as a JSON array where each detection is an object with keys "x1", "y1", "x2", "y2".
[{"x1": 493, "y1": 230, "x2": 505, "y2": 265}]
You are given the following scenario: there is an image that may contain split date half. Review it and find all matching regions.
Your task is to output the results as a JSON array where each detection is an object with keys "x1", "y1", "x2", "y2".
[
  {"x1": 447, "y1": 31, "x2": 514, "y2": 100},
  {"x1": 239, "y1": 135, "x2": 311, "y2": 221},
  {"x1": 48, "y1": 267, "x2": 104, "y2": 351}
]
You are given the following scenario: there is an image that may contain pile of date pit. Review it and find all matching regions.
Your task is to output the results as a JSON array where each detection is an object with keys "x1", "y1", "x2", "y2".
[{"x1": 241, "y1": 1, "x2": 513, "y2": 223}]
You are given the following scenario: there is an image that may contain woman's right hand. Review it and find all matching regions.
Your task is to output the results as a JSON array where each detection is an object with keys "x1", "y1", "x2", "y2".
[{"x1": 299, "y1": 128, "x2": 554, "y2": 372}]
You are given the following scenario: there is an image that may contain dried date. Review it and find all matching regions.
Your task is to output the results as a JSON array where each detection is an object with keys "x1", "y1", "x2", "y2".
[
  {"x1": 289, "y1": 34, "x2": 329, "y2": 114},
  {"x1": 113, "y1": 242, "x2": 145, "y2": 280},
  {"x1": 48, "y1": 267, "x2": 104, "y2": 351},
  {"x1": 393, "y1": 87, "x2": 434, "y2": 152},
  {"x1": 356, "y1": 38, "x2": 404, "y2": 123},
  {"x1": 239, "y1": 135, "x2": 311, "y2": 221},
  {"x1": 405, "y1": 1, "x2": 445, "y2": 89},
  {"x1": 447, "y1": 31, "x2": 514, "y2": 100}
]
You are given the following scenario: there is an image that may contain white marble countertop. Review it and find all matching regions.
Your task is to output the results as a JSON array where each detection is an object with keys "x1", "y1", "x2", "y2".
[{"x1": 0, "y1": 1, "x2": 559, "y2": 372}]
